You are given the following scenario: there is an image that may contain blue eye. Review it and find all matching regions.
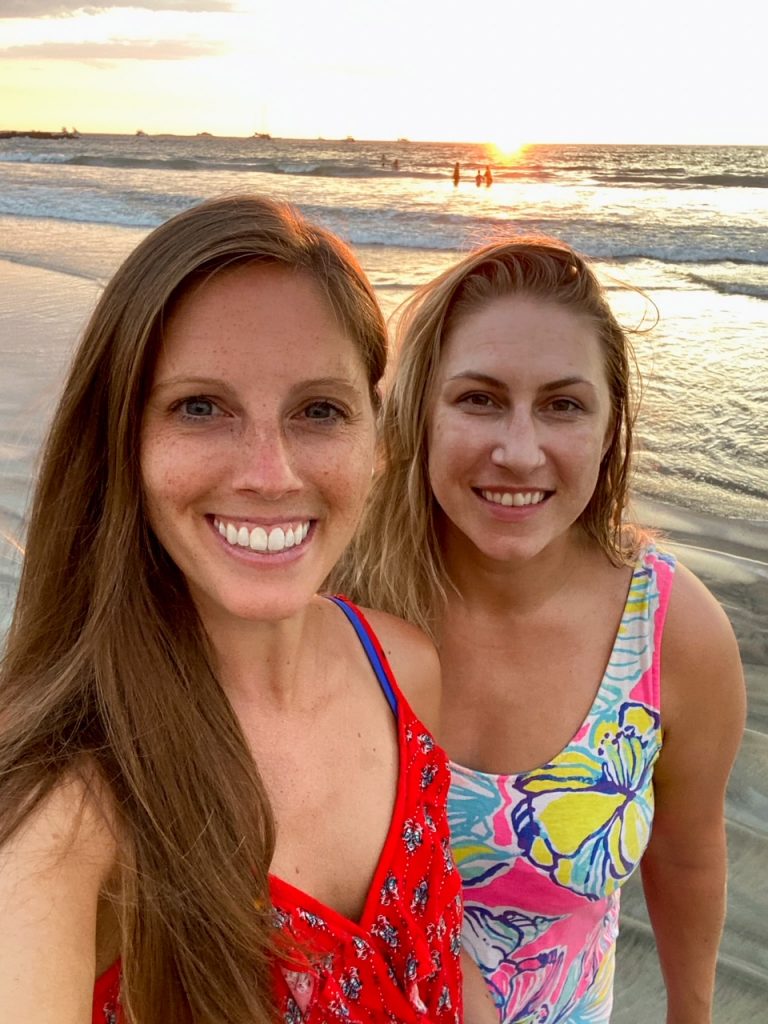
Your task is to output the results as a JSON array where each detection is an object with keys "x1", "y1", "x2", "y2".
[
  {"x1": 303, "y1": 401, "x2": 347, "y2": 422},
  {"x1": 179, "y1": 397, "x2": 217, "y2": 418}
]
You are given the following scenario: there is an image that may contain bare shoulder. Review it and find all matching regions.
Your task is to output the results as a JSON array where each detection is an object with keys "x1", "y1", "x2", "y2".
[
  {"x1": 0, "y1": 768, "x2": 119, "y2": 1019},
  {"x1": 647, "y1": 560, "x2": 745, "y2": 853},
  {"x1": 663, "y1": 561, "x2": 742, "y2": 677},
  {"x1": 1, "y1": 766, "x2": 118, "y2": 887},
  {"x1": 661, "y1": 560, "x2": 745, "y2": 739},
  {"x1": 360, "y1": 607, "x2": 442, "y2": 733}
]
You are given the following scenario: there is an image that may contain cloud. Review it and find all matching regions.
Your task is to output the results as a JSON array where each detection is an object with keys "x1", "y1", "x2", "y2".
[
  {"x1": 0, "y1": 37, "x2": 226, "y2": 58},
  {"x1": 0, "y1": 0, "x2": 234, "y2": 15}
]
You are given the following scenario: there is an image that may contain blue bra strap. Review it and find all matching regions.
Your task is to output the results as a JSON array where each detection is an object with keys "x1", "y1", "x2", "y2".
[{"x1": 327, "y1": 596, "x2": 398, "y2": 717}]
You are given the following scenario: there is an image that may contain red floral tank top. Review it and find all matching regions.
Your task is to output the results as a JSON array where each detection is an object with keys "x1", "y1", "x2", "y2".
[{"x1": 92, "y1": 597, "x2": 463, "y2": 1023}]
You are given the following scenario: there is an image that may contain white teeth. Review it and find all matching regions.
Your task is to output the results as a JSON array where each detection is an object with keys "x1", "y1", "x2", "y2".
[
  {"x1": 267, "y1": 527, "x2": 285, "y2": 552},
  {"x1": 213, "y1": 518, "x2": 311, "y2": 553},
  {"x1": 250, "y1": 526, "x2": 268, "y2": 552},
  {"x1": 481, "y1": 490, "x2": 546, "y2": 507}
]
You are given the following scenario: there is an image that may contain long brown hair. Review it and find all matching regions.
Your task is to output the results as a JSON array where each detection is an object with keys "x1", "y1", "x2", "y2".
[
  {"x1": 334, "y1": 236, "x2": 641, "y2": 639},
  {"x1": 0, "y1": 194, "x2": 387, "y2": 1023}
]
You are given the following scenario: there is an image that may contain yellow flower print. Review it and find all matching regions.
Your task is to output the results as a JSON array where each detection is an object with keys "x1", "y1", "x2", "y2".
[{"x1": 512, "y1": 702, "x2": 661, "y2": 898}]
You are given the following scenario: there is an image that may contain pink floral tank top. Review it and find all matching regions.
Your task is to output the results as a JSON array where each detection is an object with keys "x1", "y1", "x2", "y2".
[{"x1": 448, "y1": 546, "x2": 676, "y2": 1023}]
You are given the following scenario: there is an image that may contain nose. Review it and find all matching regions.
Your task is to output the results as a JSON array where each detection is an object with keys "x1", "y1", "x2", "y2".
[
  {"x1": 490, "y1": 408, "x2": 546, "y2": 473},
  {"x1": 231, "y1": 422, "x2": 302, "y2": 500}
]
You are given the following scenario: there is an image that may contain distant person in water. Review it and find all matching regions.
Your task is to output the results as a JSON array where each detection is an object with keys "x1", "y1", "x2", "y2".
[
  {"x1": 475, "y1": 169, "x2": 483, "y2": 187},
  {"x1": 334, "y1": 235, "x2": 746, "y2": 1023},
  {"x1": 484, "y1": 166, "x2": 493, "y2": 187},
  {"x1": 0, "y1": 194, "x2": 498, "y2": 1024},
  {"x1": 393, "y1": 158, "x2": 400, "y2": 171},
  {"x1": 453, "y1": 162, "x2": 461, "y2": 186}
]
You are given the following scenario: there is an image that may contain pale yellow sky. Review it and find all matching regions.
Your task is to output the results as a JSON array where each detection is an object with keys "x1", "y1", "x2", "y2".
[{"x1": 1, "y1": 0, "x2": 766, "y2": 143}]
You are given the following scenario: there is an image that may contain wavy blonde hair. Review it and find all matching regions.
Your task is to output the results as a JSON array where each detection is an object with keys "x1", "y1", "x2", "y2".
[
  {"x1": 333, "y1": 236, "x2": 641, "y2": 639},
  {"x1": 0, "y1": 194, "x2": 387, "y2": 1023}
]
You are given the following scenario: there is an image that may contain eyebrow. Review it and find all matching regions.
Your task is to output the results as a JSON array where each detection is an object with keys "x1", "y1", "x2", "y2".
[
  {"x1": 152, "y1": 374, "x2": 363, "y2": 393},
  {"x1": 152, "y1": 375, "x2": 227, "y2": 391},
  {"x1": 445, "y1": 371, "x2": 597, "y2": 392}
]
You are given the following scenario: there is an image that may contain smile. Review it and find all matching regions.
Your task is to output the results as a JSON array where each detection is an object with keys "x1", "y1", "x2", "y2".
[
  {"x1": 213, "y1": 517, "x2": 311, "y2": 553},
  {"x1": 479, "y1": 490, "x2": 547, "y2": 507}
]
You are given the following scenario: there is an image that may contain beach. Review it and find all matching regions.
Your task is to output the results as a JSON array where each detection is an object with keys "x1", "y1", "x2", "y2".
[{"x1": 0, "y1": 135, "x2": 766, "y2": 1017}]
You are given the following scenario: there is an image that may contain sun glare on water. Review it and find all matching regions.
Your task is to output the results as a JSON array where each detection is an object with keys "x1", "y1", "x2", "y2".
[{"x1": 489, "y1": 140, "x2": 529, "y2": 162}]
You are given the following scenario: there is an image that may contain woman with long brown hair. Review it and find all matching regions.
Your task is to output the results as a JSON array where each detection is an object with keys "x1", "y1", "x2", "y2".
[
  {"x1": 335, "y1": 237, "x2": 746, "y2": 1022},
  {"x1": 0, "y1": 195, "x2": 495, "y2": 1024}
]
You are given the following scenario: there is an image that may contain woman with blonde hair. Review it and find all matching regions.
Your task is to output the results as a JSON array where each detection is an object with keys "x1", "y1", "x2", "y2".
[
  {"x1": 0, "y1": 194, "x2": 496, "y2": 1024},
  {"x1": 335, "y1": 237, "x2": 745, "y2": 1021}
]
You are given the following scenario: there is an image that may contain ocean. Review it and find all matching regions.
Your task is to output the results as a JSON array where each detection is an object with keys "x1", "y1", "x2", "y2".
[{"x1": 0, "y1": 134, "x2": 766, "y2": 1017}]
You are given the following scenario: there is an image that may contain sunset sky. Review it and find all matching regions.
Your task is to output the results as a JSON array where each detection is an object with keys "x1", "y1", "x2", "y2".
[{"x1": 1, "y1": 0, "x2": 766, "y2": 144}]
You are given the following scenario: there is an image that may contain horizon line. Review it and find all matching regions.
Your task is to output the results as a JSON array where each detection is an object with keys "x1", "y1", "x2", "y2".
[{"x1": 2, "y1": 129, "x2": 766, "y2": 147}]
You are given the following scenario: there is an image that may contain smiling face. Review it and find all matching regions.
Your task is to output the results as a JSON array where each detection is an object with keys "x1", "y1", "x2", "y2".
[
  {"x1": 427, "y1": 294, "x2": 614, "y2": 569},
  {"x1": 140, "y1": 262, "x2": 377, "y2": 628}
]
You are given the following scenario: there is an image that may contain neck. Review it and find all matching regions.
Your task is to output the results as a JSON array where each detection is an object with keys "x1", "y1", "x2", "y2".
[
  {"x1": 199, "y1": 597, "x2": 328, "y2": 711},
  {"x1": 439, "y1": 521, "x2": 595, "y2": 622}
]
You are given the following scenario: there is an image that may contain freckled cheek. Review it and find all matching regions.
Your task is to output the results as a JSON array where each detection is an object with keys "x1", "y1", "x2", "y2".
[
  {"x1": 312, "y1": 446, "x2": 375, "y2": 512},
  {"x1": 139, "y1": 438, "x2": 203, "y2": 521}
]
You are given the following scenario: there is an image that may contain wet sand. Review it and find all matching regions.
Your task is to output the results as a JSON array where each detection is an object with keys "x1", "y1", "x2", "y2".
[{"x1": 616, "y1": 499, "x2": 768, "y2": 1018}]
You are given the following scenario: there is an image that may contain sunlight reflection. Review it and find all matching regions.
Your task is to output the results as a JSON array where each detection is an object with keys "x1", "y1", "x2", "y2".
[{"x1": 487, "y1": 141, "x2": 530, "y2": 163}]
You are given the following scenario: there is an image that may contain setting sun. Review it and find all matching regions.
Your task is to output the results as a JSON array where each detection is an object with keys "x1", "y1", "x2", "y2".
[{"x1": 489, "y1": 141, "x2": 529, "y2": 162}]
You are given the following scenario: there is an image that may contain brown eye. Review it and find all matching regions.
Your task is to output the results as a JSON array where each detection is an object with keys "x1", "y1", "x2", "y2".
[
  {"x1": 459, "y1": 393, "x2": 496, "y2": 408},
  {"x1": 548, "y1": 398, "x2": 581, "y2": 413}
]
